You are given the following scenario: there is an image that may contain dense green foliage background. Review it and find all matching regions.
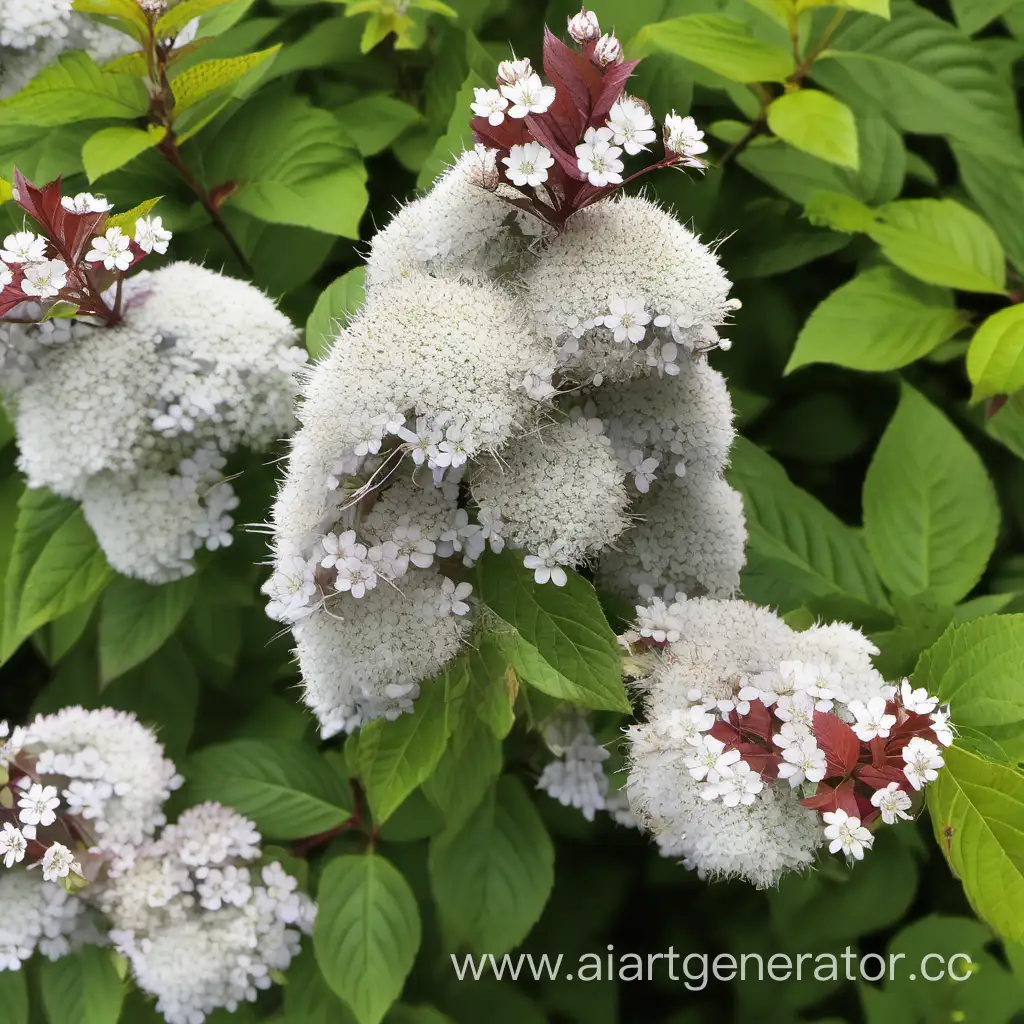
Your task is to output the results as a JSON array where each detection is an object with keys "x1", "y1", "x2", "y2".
[{"x1": 5, "y1": 0, "x2": 1024, "y2": 1021}]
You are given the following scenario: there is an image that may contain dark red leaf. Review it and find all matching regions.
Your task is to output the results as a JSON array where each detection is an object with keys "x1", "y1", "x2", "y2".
[
  {"x1": 542, "y1": 28, "x2": 601, "y2": 121},
  {"x1": 592, "y1": 58, "x2": 640, "y2": 125},
  {"x1": 737, "y1": 699, "x2": 773, "y2": 744},
  {"x1": 813, "y1": 710, "x2": 861, "y2": 778},
  {"x1": 739, "y1": 745, "x2": 779, "y2": 780},
  {"x1": 709, "y1": 720, "x2": 744, "y2": 747},
  {"x1": 801, "y1": 782, "x2": 838, "y2": 813},
  {"x1": 855, "y1": 763, "x2": 906, "y2": 791},
  {"x1": 472, "y1": 116, "x2": 526, "y2": 152},
  {"x1": 525, "y1": 113, "x2": 585, "y2": 179}
]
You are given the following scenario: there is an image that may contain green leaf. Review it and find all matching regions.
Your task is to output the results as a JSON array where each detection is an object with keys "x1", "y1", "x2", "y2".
[
  {"x1": 0, "y1": 970, "x2": 27, "y2": 1024},
  {"x1": 82, "y1": 125, "x2": 166, "y2": 184},
  {"x1": 726, "y1": 437, "x2": 889, "y2": 613},
  {"x1": 914, "y1": 615, "x2": 1024, "y2": 728},
  {"x1": 203, "y1": 89, "x2": 368, "y2": 238},
  {"x1": 39, "y1": 946, "x2": 125, "y2": 1024},
  {"x1": 967, "y1": 305, "x2": 1024, "y2": 403},
  {"x1": 307, "y1": 267, "x2": 366, "y2": 358},
  {"x1": 474, "y1": 549, "x2": 630, "y2": 713},
  {"x1": 72, "y1": 0, "x2": 148, "y2": 37},
  {"x1": 804, "y1": 189, "x2": 879, "y2": 233},
  {"x1": 954, "y1": 145, "x2": 1024, "y2": 276},
  {"x1": 335, "y1": 95, "x2": 424, "y2": 157},
  {"x1": 171, "y1": 46, "x2": 281, "y2": 113},
  {"x1": 284, "y1": 948, "x2": 357, "y2": 1024},
  {"x1": 631, "y1": 15, "x2": 796, "y2": 83},
  {"x1": 865, "y1": 198, "x2": 1006, "y2": 294},
  {"x1": 786, "y1": 266, "x2": 963, "y2": 373},
  {"x1": 766, "y1": 90, "x2": 859, "y2": 169},
  {"x1": 416, "y1": 70, "x2": 488, "y2": 190},
  {"x1": 797, "y1": 0, "x2": 890, "y2": 15},
  {"x1": 0, "y1": 52, "x2": 148, "y2": 127},
  {"x1": 951, "y1": 0, "x2": 1017, "y2": 34},
  {"x1": 98, "y1": 574, "x2": 198, "y2": 685},
  {"x1": 929, "y1": 745, "x2": 1024, "y2": 942},
  {"x1": 863, "y1": 385, "x2": 1000, "y2": 604},
  {"x1": 156, "y1": 0, "x2": 236, "y2": 38},
  {"x1": 315, "y1": 854, "x2": 421, "y2": 1024},
  {"x1": 0, "y1": 178, "x2": 12, "y2": 204},
  {"x1": 106, "y1": 197, "x2": 162, "y2": 236},
  {"x1": 429, "y1": 776, "x2": 554, "y2": 954},
  {"x1": 185, "y1": 739, "x2": 354, "y2": 839},
  {"x1": 422, "y1": 711, "x2": 502, "y2": 829},
  {"x1": 18, "y1": 508, "x2": 110, "y2": 637},
  {"x1": 465, "y1": 634, "x2": 516, "y2": 739},
  {"x1": 386, "y1": 1007, "x2": 455, "y2": 1024}
]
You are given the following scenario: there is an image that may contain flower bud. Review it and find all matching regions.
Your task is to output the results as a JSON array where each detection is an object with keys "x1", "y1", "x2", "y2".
[
  {"x1": 497, "y1": 57, "x2": 533, "y2": 85},
  {"x1": 568, "y1": 8, "x2": 600, "y2": 43},
  {"x1": 468, "y1": 145, "x2": 501, "y2": 191},
  {"x1": 595, "y1": 33, "x2": 622, "y2": 65}
]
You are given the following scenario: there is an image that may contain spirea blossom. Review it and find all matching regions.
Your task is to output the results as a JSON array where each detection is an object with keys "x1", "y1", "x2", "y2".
[
  {"x1": 0, "y1": 869, "x2": 94, "y2": 969},
  {"x1": 5, "y1": 263, "x2": 303, "y2": 582},
  {"x1": 624, "y1": 596, "x2": 951, "y2": 886}
]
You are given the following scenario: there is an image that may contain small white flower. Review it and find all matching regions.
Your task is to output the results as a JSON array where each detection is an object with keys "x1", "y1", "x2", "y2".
[
  {"x1": 321, "y1": 530, "x2": 366, "y2": 570},
  {"x1": 524, "y1": 541, "x2": 568, "y2": 587},
  {"x1": 0, "y1": 260, "x2": 11, "y2": 290},
  {"x1": 870, "y1": 782, "x2": 913, "y2": 825},
  {"x1": 663, "y1": 706, "x2": 716, "y2": 746},
  {"x1": 604, "y1": 296, "x2": 652, "y2": 344},
  {"x1": 502, "y1": 141, "x2": 555, "y2": 188},
  {"x1": 717, "y1": 760, "x2": 764, "y2": 807},
  {"x1": 774, "y1": 691, "x2": 818, "y2": 732},
  {"x1": 21, "y1": 260, "x2": 68, "y2": 300},
  {"x1": 18, "y1": 783, "x2": 60, "y2": 828},
  {"x1": 685, "y1": 736, "x2": 741, "y2": 784},
  {"x1": 664, "y1": 111, "x2": 709, "y2": 165},
  {"x1": 902, "y1": 736, "x2": 944, "y2": 791},
  {"x1": 497, "y1": 57, "x2": 533, "y2": 85},
  {"x1": 334, "y1": 557, "x2": 377, "y2": 599},
  {"x1": 776, "y1": 737, "x2": 827, "y2": 788},
  {"x1": 0, "y1": 231, "x2": 47, "y2": 264},
  {"x1": 594, "y1": 32, "x2": 621, "y2": 64},
  {"x1": 471, "y1": 87, "x2": 509, "y2": 126},
  {"x1": 823, "y1": 809, "x2": 873, "y2": 860},
  {"x1": 899, "y1": 681, "x2": 939, "y2": 716},
  {"x1": 628, "y1": 449, "x2": 659, "y2": 493},
  {"x1": 501, "y1": 73, "x2": 556, "y2": 118},
  {"x1": 41, "y1": 842, "x2": 80, "y2": 883},
  {"x1": 848, "y1": 696, "x2": 897, "y2": 742},
  {"x1": 930, "y1": 707, "x2": 955, "y2": 747},
  {"x1": 568, "y1": 8, "x2": 600, "y2": 42},
  {"x1": 607, "y1": 97, "x2": 658, "y2": 155},
  {"x1": 135, "y1": 216, "x2": 173, "y2": 255},
  {"x1": 647, "y1": 341, "x2": 681, "y2": 376},
  {"x1": 0, "y1": 823, "x2": 26, "y2": 868},
  {"x1": 575, "y1": 126, "x2": 624, "y2": 187},
  {"x1": 441, "y1": 577, "x2": 473, "y2": 616},
  {"x1": 60, "y1": 192, "x2": 113, "y2": 214},
  {"x1": 85, "y1": 227, "x2": 132, "y2": 272}
]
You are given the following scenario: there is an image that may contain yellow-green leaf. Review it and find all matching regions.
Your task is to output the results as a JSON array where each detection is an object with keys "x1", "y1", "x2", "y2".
[
  {"x1": 804, "y1": 189, "x2": 878, "y2": 232},
  {"x1": 796, "y1": 0, "x2": 890, "y2": 17},
  {"x1": 156, "y1": 0, "x2": 233, "y2": 39},
  {"x1": 767, "y1": 89, "x2": 859, "y2": 169},
  {"x1": 82, "y1": 125, "x2": 166, "y2": 184},
  {"x1": 0, "y1": 178, "x2": 11, "y2": 205},
  {"x1": 171, "y1": 46, "x2": 281, "y2": 114},
  {"x1": 72, "y1": 0, "x2": 148, "y2": 37},
  {"x1": 967, "y1": 305, "x2": 1024, "y2": 402},
  {"x1": 106, "y1": 197, "x2": 162, "y2": 236},
  {"x1": 630, "y1": 15, "x2": 796, "y2": 84}
]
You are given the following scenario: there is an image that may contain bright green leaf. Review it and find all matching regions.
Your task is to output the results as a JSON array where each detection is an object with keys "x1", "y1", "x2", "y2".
[
  {"x1": 307, "y1": 267, "x2": 366, "y2": 358},
  {"x1": 39, "y1": 946, "x2": 125, "y2": 1024},
  {"x1": 171, "y1": 47, "x2": 281, "y2": 114},
  {"x1": 315, "y1": 855, "x2": 421, "y2": 1024},
  {"x1": 335, "y1": 95, "x2": 424, "y2": 157},
  {"x1": 767, "y1": 90, "x2": 859, "y2": 169},
  {"x1": 797, "y1": 0, "x2": 890, "y2": 15},
  {"x1": 429, "y1": 776, "x2": 554, "y2": 954},
  {"x1": 967, "y1": 305, "x2": 1024, "y2": 403},
  {"x1": 106, "y1": 197, "x2": 162, "y2": 237},
  {"x1": 0, "y1": 970, "x2": 27, "y2": 1024},
  {"x1": 156, "y1": 0, "x2": 236, "y2": 39},
  {"x1": 804, "y1": 189, "x2": 878, "y2": 232},
  {"x1": 631, "y1": 15, "x2": 797, "y2": 83},
  {"x1": 863, "y1": 385, "x2": 999, "y2": 603},
  {"x1": 0, "y1": 178, "x2": 12, "y2": 204},
  {"x1": 465, "y1": 634, "x2": 517, "y2": 739},
  {"x1": 185, "y1": 739, "x2": 354, "y2": 839},
  {"x1": 82, "y1": 125, "x2": 166, "y2": 184},
  {"x1": 422, "y1": 712, "x2": 502, "y2": 829},
  {"x1": 284, "y1": 947, "x2": 357, "y2": 1024},
  {"x1": 786, "y1": 266, "x2": 963, "y2": 373}
]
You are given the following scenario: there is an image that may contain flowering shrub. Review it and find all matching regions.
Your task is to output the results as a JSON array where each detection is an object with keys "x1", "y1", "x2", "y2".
[{"x1": 2, "y1": 1, "x2": 1024, "y2": 1023}]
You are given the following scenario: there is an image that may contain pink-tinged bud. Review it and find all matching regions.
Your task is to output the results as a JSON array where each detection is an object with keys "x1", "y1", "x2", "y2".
[
  {"x1": 497, "y1": 57, "x2": 533, "y2": 85},
  {"x1": 568, "y1": 8, "x2": 600, "y2": 43},
  {"x1": 595, "y1": 33, "x2": 622, "y2": 65}
]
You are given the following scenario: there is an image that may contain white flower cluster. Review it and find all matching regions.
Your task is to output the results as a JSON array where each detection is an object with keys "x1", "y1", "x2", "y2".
[
  {"x1": 536, "y1": 709, "x2": 635, "y2": 826},
  {"x1": 267, "y1": 152, "x2": 744, "y2": 736},
  {"x1": 100, "y1": 803, "x2": 315, "y2": 1024},
  {"x1": 2, "y1": 262, "x2": 304, "y2": 582},
  {"x1": 624, "y1": 596, "x2": 951, "y2": 887}
]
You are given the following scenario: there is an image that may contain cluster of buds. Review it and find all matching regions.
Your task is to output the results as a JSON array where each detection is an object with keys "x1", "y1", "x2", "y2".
[
  {"x1": 0, "y1": 170, "x2": 171, "y2": 326},
  {"x1": 467, "y1": 7, "x2": 709, "y2": 228},
  {"x1": 674, "y1": 664, "x2": 952, "y2": 861}
]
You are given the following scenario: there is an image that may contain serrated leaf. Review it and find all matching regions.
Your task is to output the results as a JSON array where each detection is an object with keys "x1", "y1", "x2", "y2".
[
  {"x1": 863, "y1": 385, "x2": 999, "y2": 604},
  {"x1": 727, "y1": 437, "x2": 889, "y2": 613},
  {"x1": 465, "y1": 634, "x2": 516, "y2": 739},
  {"x1": 429, "y1": 776, "x2": 554, "y2": 954},
  {"x1": 804, "y1": 189, "x2": 878, "y2": 232},
  {"x1": 171, "y1": 46, "x2": 281, "y2": 113},
  {"x1": 39, "y1": 946, "x2": 125, "y2": 1024},
  {"x1": 967, "y1": 305, "x2": 1024, "y2": 403},
  {"x1": 767, "y1": 90, "x2": 859, "y2": 169},
  {"x1": 0, "y1": 52, "x2": 148, "y2": 127},
  {"x1": 631, "y1": 15, "x2": 796, "y2": 83},
  {"x1": 422, "y1": 712, "x2": 502, "y2": 829},
  {"x1": 786, "y1": 266, "x2": 963, "y2": 373},
  {"x1": 314, "y1": 855, "x2": 421, "y2": 1024},
  {"x1": 82, "y1": 125, "x2": 166, "y2": 184},
  {"x1": 72, "y1": 0, "x2": 148, "y2": 37},
  {"x1": 106, "y1": 197, "x2": 161, "y2": 236},
  {"x1": 929, "y1": 745, "x2": 1024, "y2": 942},
  {"x1": 306, "y1": 267, "x2": 365, "y2": 358},
  {"x1": 475, "y1": 549, "x2": 630, "y2": 713},
  {"x1": 18, "y1": 508, "x2": 110, "y2": 637},
  {"x1": 99, "y1": 574, "x2": 198, "y2": 685},
  {"x1": 284, "y1": 947, "x2": 356, "y2": 1024},
  {"x1": 357, "y1": 660, "x2": 460, "y2": 823},
  {"x1": 914, "y1": 615, "x2": 1024, "y2": 728},
  {"x1": 185, "y1": 739, "x2": 353, "y2": 839},
  {"x1": 865, "y1": 198, "x2": 1006, "y2": 294}
]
